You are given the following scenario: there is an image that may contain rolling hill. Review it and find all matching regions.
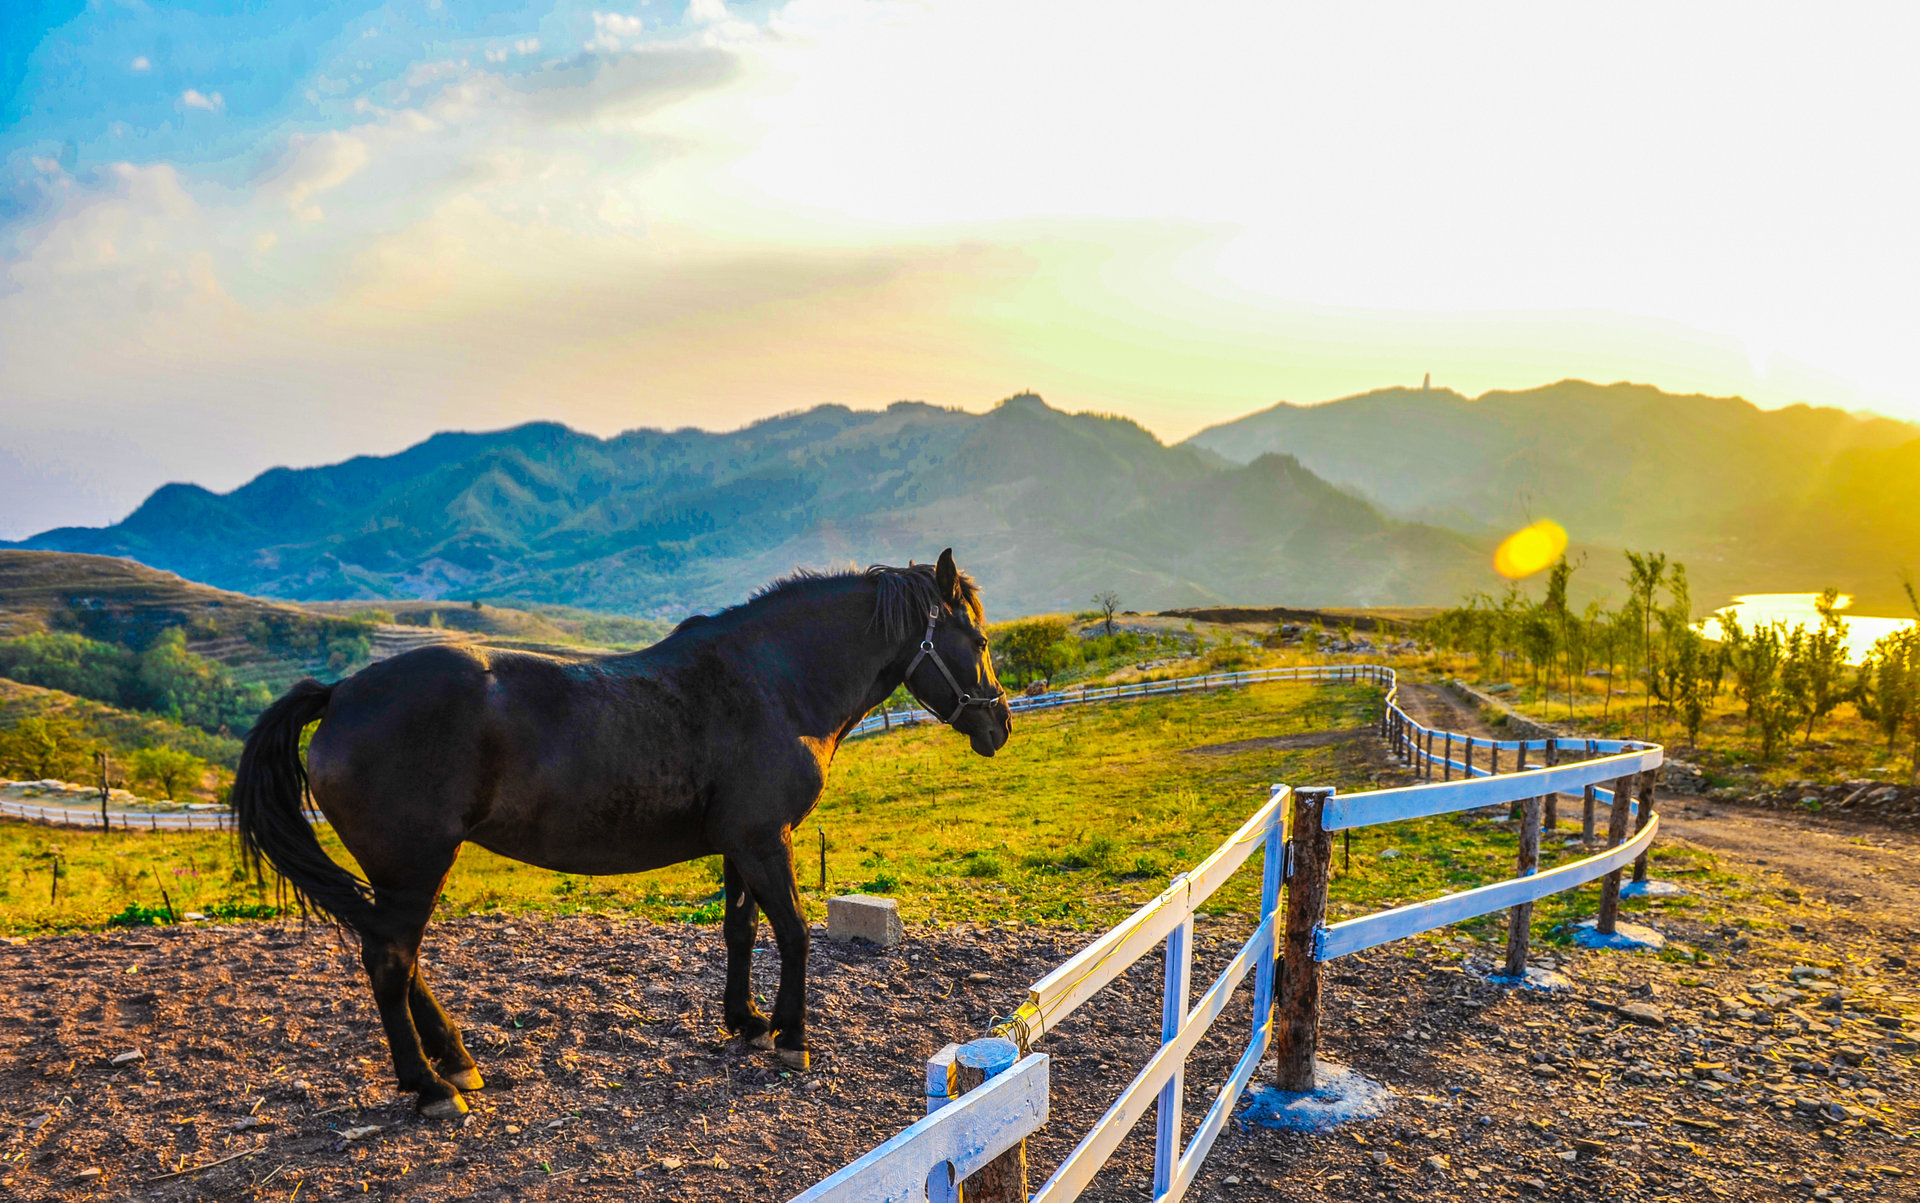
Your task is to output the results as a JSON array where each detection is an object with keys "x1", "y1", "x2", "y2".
[{"x1": 11, "y1": 395, "x2": 1495, "y2": 616}]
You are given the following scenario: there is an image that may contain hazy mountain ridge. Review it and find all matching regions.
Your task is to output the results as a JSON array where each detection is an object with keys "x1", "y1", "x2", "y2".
[
  {"x1": 15, "y1": 395, "x2": 1481, "y2": 616},
  {"x1": 1184, "y1": 379, "x2": 1920, "y2": 608}
]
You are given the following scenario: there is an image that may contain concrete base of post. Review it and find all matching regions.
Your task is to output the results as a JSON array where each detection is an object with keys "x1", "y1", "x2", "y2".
[
  {"x1": 1618, "y1": 879, "x2": 1686, "y2": 899},
  {"x1": 1240, "y1": 1061, "x2": 1393, "y2": 1133},
  {"x1": 1567, "y1": 918, "x2": 1666, "y2": 951},
  {"x1": 1482, "y1": 964, "x2": 1576, "y2": 993}
]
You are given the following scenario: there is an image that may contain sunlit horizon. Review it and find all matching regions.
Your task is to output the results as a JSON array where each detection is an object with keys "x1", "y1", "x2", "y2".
[
  {"x1": 1700, "y1": 593, "x2": 1920, "y2": 665},
  {"x1": 4, "y1": 2, "x2": 1919, "y2": 538}
]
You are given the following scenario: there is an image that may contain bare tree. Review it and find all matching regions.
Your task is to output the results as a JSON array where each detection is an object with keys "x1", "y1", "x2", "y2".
[{"x1": 1092, "y1": 591, "x2": 1121, "y2": 638}]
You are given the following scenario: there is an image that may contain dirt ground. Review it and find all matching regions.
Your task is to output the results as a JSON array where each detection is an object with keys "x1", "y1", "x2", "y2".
[
  {"x1": 2, "y1": 894, "x2": 1917, "y2": 1201},
  {"x1": 4, "y1": 689, "x2": 1919, "y2": 1202}
]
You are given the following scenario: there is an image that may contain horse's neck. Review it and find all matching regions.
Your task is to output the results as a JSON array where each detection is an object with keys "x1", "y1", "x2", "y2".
[{"x1": 758, "y1": 588, "x2": 906, "y2": 741}]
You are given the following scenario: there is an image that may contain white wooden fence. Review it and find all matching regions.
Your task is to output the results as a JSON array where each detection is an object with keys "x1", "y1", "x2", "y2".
[
  {"x1": 793, "y1": 661, "x2": 1664, "y2": 1203},
  {"x1": 0, "y1": 796, "x2": 247, "y2": 831},
  {"x1": 847, "y1": 663, "x2": 1385, "y2": 739}
]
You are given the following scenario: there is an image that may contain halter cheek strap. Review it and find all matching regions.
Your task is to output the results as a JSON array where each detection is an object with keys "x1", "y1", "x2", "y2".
[{"x1": 904, "y1": 606, "x2": 1005, "y2": 726}]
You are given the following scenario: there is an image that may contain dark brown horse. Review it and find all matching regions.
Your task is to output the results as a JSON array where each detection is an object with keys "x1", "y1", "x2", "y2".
[{"x1": 232, "y1": 550, "x2": 1010, "y2": 1118}]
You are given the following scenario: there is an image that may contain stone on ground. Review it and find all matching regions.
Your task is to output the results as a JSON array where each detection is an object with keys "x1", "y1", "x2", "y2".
[{"x1": 827, "y1": 894, "x2": 903, "y2": 946}]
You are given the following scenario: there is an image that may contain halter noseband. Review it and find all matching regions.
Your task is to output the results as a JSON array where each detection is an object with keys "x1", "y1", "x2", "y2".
[{"x1": 904, "y1": 606, "x2": 1005, "y2": 726}]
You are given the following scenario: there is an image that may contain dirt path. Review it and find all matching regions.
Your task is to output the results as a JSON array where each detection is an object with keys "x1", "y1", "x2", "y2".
[{"x1": 1395, "y1": 682, "x2": 1920, "y2": 942}]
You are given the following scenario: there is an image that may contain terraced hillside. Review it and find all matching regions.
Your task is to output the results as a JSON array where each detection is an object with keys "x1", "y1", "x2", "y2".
[{"x1": 0, "y1": 551, "x2": 376, "y2": 694}]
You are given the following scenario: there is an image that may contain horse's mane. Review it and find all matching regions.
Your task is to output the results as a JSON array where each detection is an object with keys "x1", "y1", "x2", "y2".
[{"x1": 750, "y1": 562, "x2": 983, "y2": 639}]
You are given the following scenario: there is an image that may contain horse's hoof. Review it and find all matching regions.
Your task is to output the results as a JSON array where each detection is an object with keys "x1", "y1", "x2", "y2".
[
  {"x1": 446, "y1": 1067, "x2": 485, "y2": 1092},
  {"x1": 748, "y1": 1034, "x2": 774, "y2": 1051},
  {"x1": 420, "y1": 1092, "x2": 469, "y2": 1120},
  {"x1": 776, "y1": 1048, "x2": 809, "y2": 1070}
]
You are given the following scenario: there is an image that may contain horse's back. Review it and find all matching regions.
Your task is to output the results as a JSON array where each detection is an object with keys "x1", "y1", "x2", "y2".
[{"x1": 308, "y1": 639, "x2": 725, "y2": 875}]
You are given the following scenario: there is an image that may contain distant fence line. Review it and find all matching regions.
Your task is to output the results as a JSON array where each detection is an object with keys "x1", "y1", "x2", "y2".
[
  {"x1": 848, "y1": 663, "x2": 1386, "y2": 739},
  {"x1": 0, "y1": 795, "x2": 253, "y2": 832}
]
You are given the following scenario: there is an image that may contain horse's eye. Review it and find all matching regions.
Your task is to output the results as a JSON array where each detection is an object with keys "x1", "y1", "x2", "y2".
[{"x1": 973, "y1": 637, "x2": 988, "y2": 652}]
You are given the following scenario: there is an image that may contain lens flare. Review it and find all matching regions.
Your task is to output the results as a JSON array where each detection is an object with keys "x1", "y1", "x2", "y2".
[{"x1": 1493, "y1": 520, "x2": 1568, "y2": 580}]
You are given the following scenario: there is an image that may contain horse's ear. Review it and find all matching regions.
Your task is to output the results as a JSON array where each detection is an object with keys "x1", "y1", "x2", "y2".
[{"x1": 935, "y1": 548, "x2": 958, "y2": 604}]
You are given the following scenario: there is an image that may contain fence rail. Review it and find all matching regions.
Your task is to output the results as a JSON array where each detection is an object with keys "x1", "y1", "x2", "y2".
[
  {"x1": 848, "y1": 663, "x2": 1387, "y2": 739},
  {"x1": 0, "y1": 797, "x2": 247, "y2": 831},
  {"x1": 792, "y1": 661, "x2": 1664, "y2": 1203}
]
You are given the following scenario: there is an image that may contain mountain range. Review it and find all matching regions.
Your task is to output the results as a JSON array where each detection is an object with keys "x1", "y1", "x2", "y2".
[
  {"x1": 1186, "y1": 380, "x2": 1920, "y2": 610},
  {"x1": 10, "y1": 395, "x2": 1488, "y2": 617},
  {"x1": 14, "y1": 381, "x2": 1920, "y2": 617}
]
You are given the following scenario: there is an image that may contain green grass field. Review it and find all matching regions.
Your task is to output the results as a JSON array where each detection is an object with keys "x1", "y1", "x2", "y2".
[{"x1": 0, "y1": 674, "x2": 1725, "y2": 950}]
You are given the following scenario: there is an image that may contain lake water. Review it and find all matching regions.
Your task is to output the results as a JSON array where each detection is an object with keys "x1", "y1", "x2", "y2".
[{"x1": 1698, "y1": 593, "x2": 1917, "y2": 663}]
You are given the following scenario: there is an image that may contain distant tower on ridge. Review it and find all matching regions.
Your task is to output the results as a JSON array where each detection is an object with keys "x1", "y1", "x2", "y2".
[{"x1": 1422, "y1": 372, "x2": 1431, "y2": 391}]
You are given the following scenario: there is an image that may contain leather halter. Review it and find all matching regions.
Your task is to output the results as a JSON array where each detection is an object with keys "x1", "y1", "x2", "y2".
[{"x1": 903, "y1": 606, "x2": 1006, "y2": 726}]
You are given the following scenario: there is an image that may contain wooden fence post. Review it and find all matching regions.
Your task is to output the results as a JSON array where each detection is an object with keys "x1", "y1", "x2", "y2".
[
  {"x1": 1490, "y1": 742, "x2": 1500, "y2": 775},
  {"x1": 1463, "y1": 737, "x2": 1474, "y2": 779},
  {"x1": 1542, "y1": 740, "x2": 1559, "y2": 832},
  {"x1": 1274, "y1": 787, "x2": 1333, "y2": 1092},
  {"x1": 1504, "y1": 795, "x2": 1542, "y2": 976},
  {"x1": 1581, "y1": 784, "x2": 1597, "y2": 846},
  {"x1": 1424, "y1": 729, "x2": 1434, "y2": 780},
  {"x1": 1443, "y1": 733, "x2": 1453, "y2": 781},
  {"x1": 1631, "y1": 772, "x2": 1656, "y2": 883},
  {"x1": 953, "y1": 1037, "x2": 1027, "y2": 1202},
  {"x1": 1595, "y1": 775, "x2": 1637, "y2": 935}
]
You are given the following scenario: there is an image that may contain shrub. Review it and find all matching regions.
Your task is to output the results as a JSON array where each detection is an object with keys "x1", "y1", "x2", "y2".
[
  {"x1": 963, "y1": 852, "x2": 1003, "y2": 879},
  {"x1": 106, "y1": 902, "x2": 175, "y2": 927}
]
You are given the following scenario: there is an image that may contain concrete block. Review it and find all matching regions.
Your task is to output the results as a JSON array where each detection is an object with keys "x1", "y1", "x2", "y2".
[{"x1": 828, "y1": 894, "x2": 903, "y2": 946}]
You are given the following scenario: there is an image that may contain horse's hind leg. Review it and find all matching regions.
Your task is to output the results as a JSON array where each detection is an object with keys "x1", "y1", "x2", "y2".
[
  {"x1": 409, "y1": 968, "x2": 482, "y2": 1091},
  {"x1": 359, "y1": 885, "x2": 468, "y2": 1118},
  {"x1": 721, "y1": 857, "x2": 773, "y2": 1049}
]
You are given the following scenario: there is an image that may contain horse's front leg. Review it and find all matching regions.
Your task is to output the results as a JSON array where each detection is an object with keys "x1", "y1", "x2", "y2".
[
  {"x1": 721, "y1": 856, "x2": 773, "y2": 1049},
  {"x1": 729, "y1": 833, "x2": 811, "y2": 1069}
]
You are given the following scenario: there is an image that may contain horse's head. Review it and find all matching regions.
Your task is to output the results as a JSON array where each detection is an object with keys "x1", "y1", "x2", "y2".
[{"x1": 904, "y1": 548, "x2": 1012, "y2": 757}]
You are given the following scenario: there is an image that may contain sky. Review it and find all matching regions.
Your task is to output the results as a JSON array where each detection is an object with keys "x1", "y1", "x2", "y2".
[{"x1": 2, "y1": 1, "x2": 1918, "y2": 539}]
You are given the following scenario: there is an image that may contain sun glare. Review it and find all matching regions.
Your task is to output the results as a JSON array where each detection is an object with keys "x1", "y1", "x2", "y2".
[{"x1": 1492, "y1": 520, "x2": 1568, "y2": 580}]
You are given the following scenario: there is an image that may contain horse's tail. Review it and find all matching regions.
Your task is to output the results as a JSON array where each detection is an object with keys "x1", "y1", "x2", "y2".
[{"x1": 231, "y1": 679, "x2": 375, "y2": 933}]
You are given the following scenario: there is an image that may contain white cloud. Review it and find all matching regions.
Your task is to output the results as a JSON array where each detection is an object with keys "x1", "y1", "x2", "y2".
[
  {"x1": 180, "y1": 89, "x2": 224, "y2": 113},
  {"x1": 268, "y1": 130, "x2": 371, "y2": 222},
  {"x1": 130, "y1": 56, "x2": 150, "y2": 72},
  {"x1": 589, "y1": 11, "x2": 644, "y2": 50},
  {"x1": 687, "y1": 0, "x2": 728, "y2": 24},
  {"x1": 486, "y1": 38, "x2": 541, "y2": 64}
]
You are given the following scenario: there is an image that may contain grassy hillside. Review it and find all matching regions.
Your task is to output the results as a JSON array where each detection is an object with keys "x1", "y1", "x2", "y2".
[
  {"x1": 299, "y1": 599, "x2": 673, "y2": 652},
  {"x1": 0, "y1": 677, "x2": 242, "y2": 773},
  {"x1": 0, "y1": 659, "x2": 1718, "y2": 946},
  {"x1": 0, "y1": 550, "x2": 376, "y2": 693}
]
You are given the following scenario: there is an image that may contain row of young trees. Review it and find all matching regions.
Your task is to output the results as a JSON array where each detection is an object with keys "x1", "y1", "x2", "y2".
[
  {"x1": 1425, "y1": 553, "x2": 1715, "y2": 740},
  {"x1": 1424, "y1": 554, "x2": 1920, "y2": 777}
]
